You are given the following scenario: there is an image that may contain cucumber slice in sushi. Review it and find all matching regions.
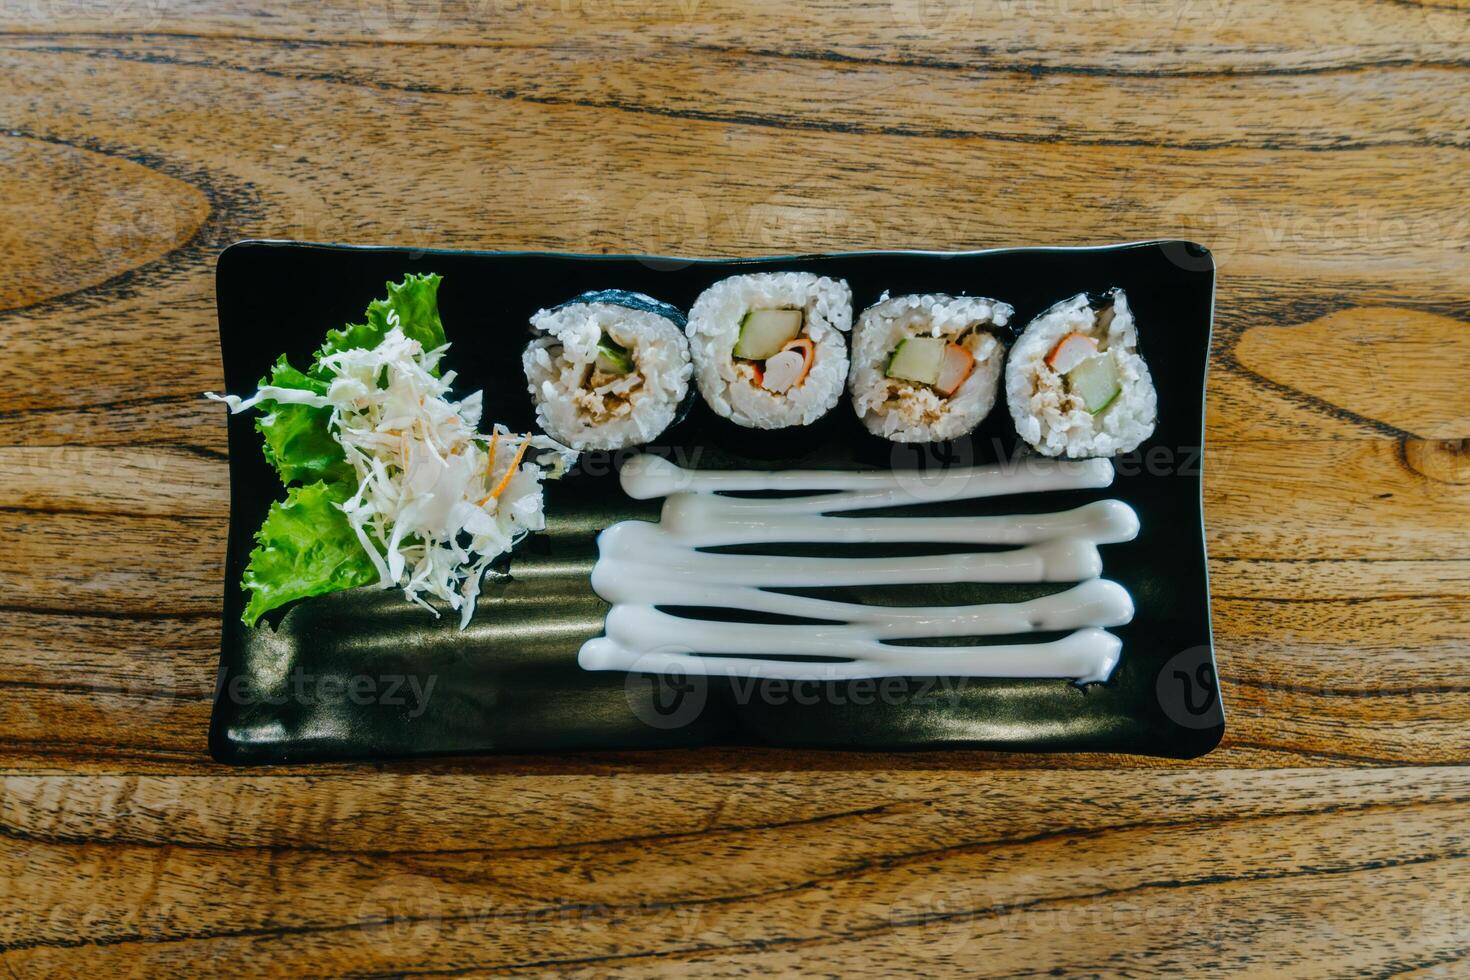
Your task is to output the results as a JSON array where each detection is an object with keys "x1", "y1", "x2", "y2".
[
  {"x1": 734, "y1": 309, "x2": 803, "y2": 360},
  {"x1": 884, "y1": 336, "x2": 945, "y2": 385},
  {"x1": 595, "y1": 334, "x2": 633, "y2": 375},
  {"x1": 1066, "y1": 353, "x2": 1121, "y2": 414}
]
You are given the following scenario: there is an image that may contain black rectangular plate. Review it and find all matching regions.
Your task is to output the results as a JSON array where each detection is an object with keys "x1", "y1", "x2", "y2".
[{"x1": 211, "y1": 240, "x2": 1222, "y2": 764}]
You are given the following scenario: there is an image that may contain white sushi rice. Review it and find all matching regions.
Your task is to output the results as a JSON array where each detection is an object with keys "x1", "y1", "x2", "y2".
[
  {"x1": 686, "y1": 272, "x2": 852, "y2": 429},
  {"x1": 1005, "y1": 289, "x2": 1157, "y2": 458},
  {"x1": 523, "y1": 296, "x2": 692, "y2": 451},
  {"x1": 848, "y1": 293, "x2": 1013, "y2": 443}
]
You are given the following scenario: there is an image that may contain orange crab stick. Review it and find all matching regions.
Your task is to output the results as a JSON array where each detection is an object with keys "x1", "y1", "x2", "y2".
[
  {"x1": 934, "y1": 344, "x2": 975, "y2": 397},
  {"x1": 1045, "y1": 332, "x2": 1099, "y2": 373},
  {"x1": 780, "y1": 337, "x2": 815, "y2": 386}
]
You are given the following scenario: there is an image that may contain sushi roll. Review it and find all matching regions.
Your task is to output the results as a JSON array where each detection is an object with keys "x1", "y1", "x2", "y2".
[
  {"x1": 686, "y1": 272, "x2": 852, "y2": 429},
  {"x1": 1005, "y1": 289, "x2": 1157, "y2": 458},
  {"x1": 848, "y1": 293, "x2": 1013, "y2": 443},
  {"x1": 522, "y1": 290, "x2": 692, "y2": 451}
]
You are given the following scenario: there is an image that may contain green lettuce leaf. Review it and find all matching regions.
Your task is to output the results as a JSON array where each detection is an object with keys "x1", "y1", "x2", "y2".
[
  {"x1": 238, "y1": 273, "x2": 446, "y2": 625},
  {"x1": 313, "y1": 272, "x2": 446, "y2": 375},
  {"x1": 253, "y1": 356, "x2": 352, "y2": 486},
  {"x1": 241, "y1": 480, "x2": 379, "y2": 627}
]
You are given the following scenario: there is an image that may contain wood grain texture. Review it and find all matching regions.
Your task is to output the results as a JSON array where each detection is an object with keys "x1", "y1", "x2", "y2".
[{"x1": 1, "y1": 0, "x2": 1467, "y2": 974}]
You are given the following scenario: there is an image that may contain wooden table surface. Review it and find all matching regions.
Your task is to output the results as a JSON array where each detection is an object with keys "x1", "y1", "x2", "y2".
[{"x1": 3, "y1": 1, "x2": 1469, "y2": 975}]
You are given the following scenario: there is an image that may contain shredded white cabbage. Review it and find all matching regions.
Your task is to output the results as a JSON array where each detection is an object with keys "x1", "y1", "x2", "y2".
[{"x1": 212, "y1": 322, "x2": 576, "y2": 627}]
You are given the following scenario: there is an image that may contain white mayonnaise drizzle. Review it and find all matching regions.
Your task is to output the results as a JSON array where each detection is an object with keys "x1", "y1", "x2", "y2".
[{"x1": 578, "y1": 454, "x2": 1138, "y2": 685}]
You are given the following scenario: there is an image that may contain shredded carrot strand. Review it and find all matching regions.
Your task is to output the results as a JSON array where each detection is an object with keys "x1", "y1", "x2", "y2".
[
  {"x1": 483, "y1": 432, "x2": 499, "y2": 478},
  {"x1": 474, "y1": 433, "x2": 506, "y2": 506},
  {"x1": 489, "y1": 435, "x2": 530, "y2": 500}
]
